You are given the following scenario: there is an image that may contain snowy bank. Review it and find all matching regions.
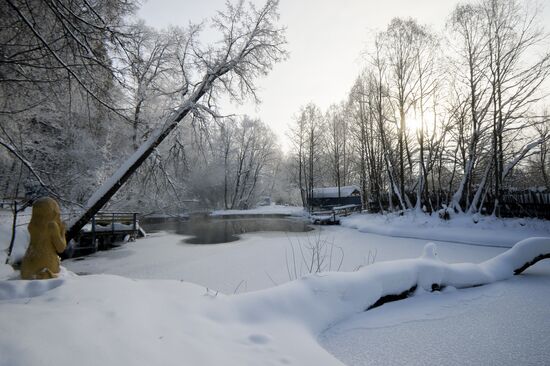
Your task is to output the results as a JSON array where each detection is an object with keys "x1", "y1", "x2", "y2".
[
  {"x1": 1, "y1": 237, "x2": 548, "y2": 366},
  {"x1": 211, "y1": 205, "x2": 305, "y2": 217},
  {"x1": 342, "y1": 212, "x2": 550, "y2": 247}
]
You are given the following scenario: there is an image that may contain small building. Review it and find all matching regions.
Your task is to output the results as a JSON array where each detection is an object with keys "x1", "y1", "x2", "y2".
[
  {"x1": 256, "y1": 196, "x2": 272, "y2": 206},
  {"x1": 309, "y1": 185, "x2": 362, "y2": 209}
]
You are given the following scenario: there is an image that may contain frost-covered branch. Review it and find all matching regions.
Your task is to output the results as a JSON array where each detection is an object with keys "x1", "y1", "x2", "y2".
[
  {"x1": 0, "y1": 137, "x2": 58, "y2": 199},
  {"x1": 5, "y1": 0, "x2": 127, "y2": 117},
  {"x1": 502, "y1": 138, "x2": 545, "y2": 180}
]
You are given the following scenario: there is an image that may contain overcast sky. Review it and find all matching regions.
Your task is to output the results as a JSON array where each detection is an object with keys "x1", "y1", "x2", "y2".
[{"x1": 138, "y1": 0, "x2": 550, "y2": 151}]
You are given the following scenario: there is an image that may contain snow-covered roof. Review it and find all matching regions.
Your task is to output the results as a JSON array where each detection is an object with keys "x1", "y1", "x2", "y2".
[{"x1": 312, "y1": 185, "x2": 360, "y2": 198}]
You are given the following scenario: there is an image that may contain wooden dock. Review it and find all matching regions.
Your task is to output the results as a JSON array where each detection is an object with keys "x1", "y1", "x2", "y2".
[
  {"x1": 66, "y1": 211, "x2": 142, "y2": 258},
  {"x1": 310, "y1": 204, "x2": 361, "y2": 225}
]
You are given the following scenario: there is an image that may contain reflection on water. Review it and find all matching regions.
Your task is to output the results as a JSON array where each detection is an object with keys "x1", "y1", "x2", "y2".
[{"x1": 140, "y1": 216, "x2": 313, "y2": 244}]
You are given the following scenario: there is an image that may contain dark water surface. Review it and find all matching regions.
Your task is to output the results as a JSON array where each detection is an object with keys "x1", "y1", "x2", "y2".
[{"x1": 140, "y1": 216, "x2": 313, "y2": 244}]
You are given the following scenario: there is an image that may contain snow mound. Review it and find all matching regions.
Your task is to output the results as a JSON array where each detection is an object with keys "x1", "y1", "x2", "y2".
[{"x1": 0, "y1": 278, "x2": 65, "y2": 301}]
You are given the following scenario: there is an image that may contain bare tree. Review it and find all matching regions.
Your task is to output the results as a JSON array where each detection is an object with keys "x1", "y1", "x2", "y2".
[
  {"x1": 326, "y1": 103, "x2": 350, "y2": 198},
  {"x1": 302, "y1": 104, "x2": 325, "y2": 210},
  {"x1": 482, "y1": 0, "x2": 550, "y2": 214},
  {"x1": 288, "y1": 111, "x2": 308, "y2": 207},
  {"x1": 448, "y1": 2, "x2": 495, "y2": 212},
  {"x1": 348, "y1": 72, "x2": 386, "y2": 211},
  {"x1": 533, "y1": 115, "x2": 550, "y2": 187},
  {"x1": 378, "y1": 18, "x2": 428, "y2": 206},
  {"x1": 122, "y1": 23, "x2": 176, "y2": 149},
  {"x1": 370, "y1": 39, "x2": 407, "y2": 210},
  {"x1": 226, "y1": 117, "x2": 276, "y2": 209},
  {"x1": 411, "y1": 26, "x2": 439, "y2": 211},
  {"x1": 2, "y1": 0, "x2": 135, "y2": 116}
]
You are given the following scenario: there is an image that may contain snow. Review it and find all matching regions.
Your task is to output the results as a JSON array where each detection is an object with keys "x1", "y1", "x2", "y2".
[
  {"x1": 80, "y1": 222, "x2": 140, "y2": 232},
  {"x1": 142, "y1": 213, "x2": 190, "y2": 219},
  {"x1": 342, "y1": 212, "x2": 550, "y2": 247},
  {"x1": 310, "y1": 213, "x2": 335, "y2": 222},
  {"x1": 211, "y1": 204, "x2": 306, "y2": 217},
  {"x1": 60, "y1": 226, "x2": 510, "y2": 292},
  {"x1": 0, "y1": 209, "x2": 30, "y2": 265},
  {"x1": 320, "y1": 274, "x2": 550, "y2": 365},
  {"x1": 1, "y1": 213, "x2": 549, "y2": 366},
  {"x1": 332, "y1": 204, "x2": 361, "y2": 210}
]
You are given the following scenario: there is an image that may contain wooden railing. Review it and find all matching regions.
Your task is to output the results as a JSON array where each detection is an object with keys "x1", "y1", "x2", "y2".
[{"x1": 70, "y1": 211, "x2": 140, "y2": 255}]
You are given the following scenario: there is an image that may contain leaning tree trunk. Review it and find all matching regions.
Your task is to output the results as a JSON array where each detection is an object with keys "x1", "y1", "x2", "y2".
[{"x1": 66, "y1": 72, "x2": 218, "y2": 241}]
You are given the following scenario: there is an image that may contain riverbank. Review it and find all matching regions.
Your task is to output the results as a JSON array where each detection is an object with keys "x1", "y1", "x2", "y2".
[{"x1": 342, "y1": 211, "x2": 550, "y2": 247}]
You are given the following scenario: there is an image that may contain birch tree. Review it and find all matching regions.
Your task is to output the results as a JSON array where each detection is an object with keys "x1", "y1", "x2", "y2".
[
  {"x1": 448, "y1": 2, "x2": 494, "y2": 212},
  {"x1": 379, "y1": 18, "x2": 426, "y2": 206}
]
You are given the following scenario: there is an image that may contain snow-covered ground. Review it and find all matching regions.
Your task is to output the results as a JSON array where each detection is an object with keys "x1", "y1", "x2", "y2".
[
  {"x1": 320, "y1": 274, "x2": 550, "y2": 365},
  {"x1": 342, "y1": 212, "x2": 550, "y2": 247},
  {"x1": 0, "y1": 209, "x2": 30, "y2": 271},
  {"x1": 1, "y1": 212, "x2": 549, "y2": 365},
  {"x1": 60, "y1": 226, "x2": 510, "y2": 293}
]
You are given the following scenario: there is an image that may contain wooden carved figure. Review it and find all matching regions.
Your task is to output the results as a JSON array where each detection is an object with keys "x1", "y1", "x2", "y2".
[{"x1": 20, "y1": 197, "x2": 66, "y2": 279}]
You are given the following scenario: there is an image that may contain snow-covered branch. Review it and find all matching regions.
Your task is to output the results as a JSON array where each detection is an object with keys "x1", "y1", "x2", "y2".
[
  {"x1": 0, "y1": 137, "x2": 58, "y2": 200},
  {"x1": 502, "y1": 138, "x2": 544, "y2": 180}
]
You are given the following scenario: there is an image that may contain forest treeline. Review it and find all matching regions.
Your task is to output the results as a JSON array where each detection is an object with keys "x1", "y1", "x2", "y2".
[
  {"x1": 1, "y1": 0, "x2": 549, "y2": 217},
  {"x1": 289, "y1": 0, "x2": 550, "y2": 216}
]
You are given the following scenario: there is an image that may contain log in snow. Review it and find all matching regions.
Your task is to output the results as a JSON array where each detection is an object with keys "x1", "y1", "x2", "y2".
[{"x1": 222, "y1": 237, "x2": 550, "y2": 335}]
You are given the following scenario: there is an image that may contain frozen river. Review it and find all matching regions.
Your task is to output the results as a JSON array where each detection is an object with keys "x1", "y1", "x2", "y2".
[{"x1": 140, "y1": 216, "x2": 313, "y2": 244}]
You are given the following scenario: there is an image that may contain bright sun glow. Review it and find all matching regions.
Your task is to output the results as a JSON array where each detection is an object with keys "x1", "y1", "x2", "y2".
[
  {"x1": 406, "y1": 117, "x2": 422, "y2": 131},
  {"x1": 406, "y1": 111, "x2": 437, "y2": 133}
]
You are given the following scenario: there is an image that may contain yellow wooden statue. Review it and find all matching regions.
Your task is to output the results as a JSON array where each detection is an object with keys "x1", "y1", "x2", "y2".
[{"x1": 20, "y1": 197, "x2": 67, "y2": 280}]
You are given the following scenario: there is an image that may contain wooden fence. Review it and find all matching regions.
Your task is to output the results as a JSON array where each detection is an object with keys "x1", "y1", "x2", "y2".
[{"x1": 367, "y1": 190, "x2": 550, "y2": 219}]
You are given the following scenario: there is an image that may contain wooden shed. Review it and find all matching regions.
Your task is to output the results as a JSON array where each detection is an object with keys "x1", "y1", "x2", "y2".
[{"x1": 308, "y1": 185, "x2": 362, "y2": 209}]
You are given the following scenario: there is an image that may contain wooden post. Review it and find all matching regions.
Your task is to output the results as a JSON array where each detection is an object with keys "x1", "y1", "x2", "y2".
[
  {"x1": 5, "y1": 200, "x2": 17, "y2": 264},
  {"x1": 91, "y1": 215, "x2": 96, "y2": 251}
]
